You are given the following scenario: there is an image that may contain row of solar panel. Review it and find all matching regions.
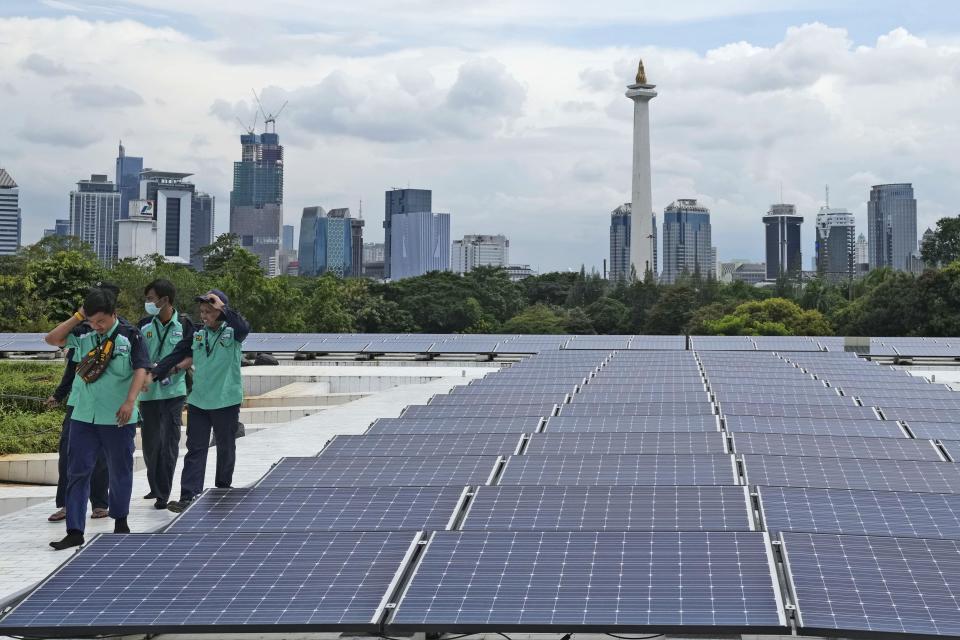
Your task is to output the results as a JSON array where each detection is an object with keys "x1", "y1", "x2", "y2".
[
  {"x1": 3, "y1": 529, "x2": 957, "y2": 639},
  {"x1": 153, "y1": 483, "x2": 960, "y2": 542},
  {"x1": 251, "y1": 453, "x2": 960, "y2": 494}
]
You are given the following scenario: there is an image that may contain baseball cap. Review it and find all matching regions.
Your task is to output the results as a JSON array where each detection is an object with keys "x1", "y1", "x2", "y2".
[{"x1": 194, "y1": 289, "x2": 230, "y2": 305}]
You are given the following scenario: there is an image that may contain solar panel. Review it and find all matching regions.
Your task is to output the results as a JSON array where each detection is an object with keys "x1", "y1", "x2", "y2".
[
  {"x1": 166, "y1": 486, "x2": 464, "y2": 533},
  {"x1": 321, "y1": 433, "x2": 523, "y2": 457},
  {"x1": 627, "y1": 335, "x2": 688, "y2": 349},
  {"x1": 0, "y1": 532, "x2": 417, "y2": 636},
  {"x1": 461, "y1": 486, "x2": 753, "y2": 531},
  {"x1": 389, "y1": 531, "x2": 786, "y2": 631},
  {"x1": 525, "y1": 432, "x2": 726, "y2": 455},
  {"x1": 498, "y1": 454, "x2": 737, "y2": 486},
  {"x1": 428, "y1": 393, "x2": 568, "y2": 405},
  {"x1": 783, "y1": 532, "x2": 960, "y2": 638},
  {"x1": 258, "y1": 456, "x2": 499, "y2": 487},
  {"x1": 558, "y1": 402, "x2": 715, "y2": 417},
  {"x1": 730, "y1": 432, "x2": 941, "y2": 461},
  {"x1": 545, "y1": 415, "x2": 720, "y2": 432},
  {"x1": 724, "y1": 415, "x2": 905, "y2": 438},
  {"x1": 861, "y1": 396, "x2": 960, "y2": 409},
  {"x1": 742, "y1": 454, "x2": 960, "y2": 493},
  {"x1": 571, "y1": 391, "x2": 711, "y2": 403},
  {"x1": 881, "y1": 407, "x2": 960, "y2": 422},
  {"x1": 365, "y1": 417, "x2": 541, "y2": 435},
  {"x1": 719, "y1": 402, "x2": 878, "y2": 420},
  {"x1": 400, "y1": 403, "x2": 558, "y2": 419},
  {"x1": 758, "y1": 486, "x2": 960, "y2": 539},
  {"x1": 713, "y1": 392, "x2": 850, "y2": 406},
  {"x1": 839, "y1": 386, "x2": 953, "y2": 399}
]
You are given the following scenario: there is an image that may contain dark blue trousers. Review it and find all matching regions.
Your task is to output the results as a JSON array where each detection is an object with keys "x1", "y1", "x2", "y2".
[
  {"x1": 139, "y1": 397, "x2": 184, "y2": 501},
  {"x1": 65, "y1": 420, "x2": 136, "y2": 533},
  {"x1": 179, "y1": 404, "x2": 240, "y2": 502},
  {"x1": 56, "y1": 407, "x2": 108, "y2": 510}
]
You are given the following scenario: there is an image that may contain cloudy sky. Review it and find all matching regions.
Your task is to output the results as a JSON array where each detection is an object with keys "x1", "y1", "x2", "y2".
[{"x1": 2, "y1": 0, "x2": 960, "y2": 272}]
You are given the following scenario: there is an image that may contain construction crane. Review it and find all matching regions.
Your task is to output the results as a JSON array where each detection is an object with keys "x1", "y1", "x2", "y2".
[
  {"x1": 235, "y1": 111, "x2": 258, "y2": 135},
  {"x1": 252, "y1": 89, "x2": 288, "y2": 133}
]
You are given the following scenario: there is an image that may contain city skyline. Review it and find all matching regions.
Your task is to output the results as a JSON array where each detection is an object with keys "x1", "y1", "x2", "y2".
[{"x1": 3, "y1": 3, "x2": 960, "y2": 271}]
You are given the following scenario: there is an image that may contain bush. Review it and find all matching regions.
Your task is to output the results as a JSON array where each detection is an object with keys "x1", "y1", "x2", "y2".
[
  {"x1": 0, "y1": 361, "x2": 65, "y2": 453},
  {"x1": 0, "y1": 410, "x2": 64, "y2": 455}
]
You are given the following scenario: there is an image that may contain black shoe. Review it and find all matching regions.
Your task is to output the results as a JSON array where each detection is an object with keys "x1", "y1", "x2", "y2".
[
  {"x1": 153, "y1": 498, "x2": 168, "y2": 510},
  {"x1": 167, "y1": 499, "x2": 192, "y2": 513},
  {"x1": 50, "y1": 531, "x2": 84, "y2": 550},
  {"x1": 113, "y1": 517, "x2": 130, "y2": 534},
  {"x1": 143, "y1": 492, "x2": 157, "y2": 500}
]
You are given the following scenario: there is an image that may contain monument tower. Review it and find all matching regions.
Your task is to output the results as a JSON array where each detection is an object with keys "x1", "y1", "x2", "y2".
[{"x1": 626, "y1": 59, "x2": 657, "y2": 279}]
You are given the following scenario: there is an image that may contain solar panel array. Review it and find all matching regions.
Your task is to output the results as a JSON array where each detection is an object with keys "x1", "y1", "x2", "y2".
[{"x1": 6, "y1": 344, "x2": 960, "y2": 638}]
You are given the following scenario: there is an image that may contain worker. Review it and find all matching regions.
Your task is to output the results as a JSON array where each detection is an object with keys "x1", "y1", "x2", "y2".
[
  {"x1": 167, "y1": 290, "x2": 249, "y2": 513},
  {"x1": 44, "y1": 287, "x2": 149, "y2": 550},
  {"x1": 137, "y1": 279, "x2": 195, "y2": 510}
]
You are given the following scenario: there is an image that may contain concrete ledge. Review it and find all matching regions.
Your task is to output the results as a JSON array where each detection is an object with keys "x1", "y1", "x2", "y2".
[{"x1": 0, "y1": 452, "x2": 146, "y2": 485}]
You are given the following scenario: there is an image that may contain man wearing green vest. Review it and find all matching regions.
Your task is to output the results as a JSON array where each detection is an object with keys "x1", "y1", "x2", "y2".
[
  {"x1": 44, "y1": 287, "x2": 150, "y2": 549},
  {"x1": 137, "y1": 279, "x2": 195, "y2": 510},
  {"x1": 167, "y1": 290, "x2": 249, "y2": 513}
]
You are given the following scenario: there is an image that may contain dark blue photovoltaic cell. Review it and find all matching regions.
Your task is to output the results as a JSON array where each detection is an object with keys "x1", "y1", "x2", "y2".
[
  {"x1": 525, "y1": 432, "x2": 725, "y2": 455},
  {"x1": 461, "y1": 486, "x2": 752, "y2": 531},
  {"x1": 724, "y1": 415, "x2": 905, "y2": 438},
  {"x1": 321, "y1": 433, "x2": 523, "y2": 457},
  {"x1": 429, "y1": 393, "x2": 569, "y2": 405},
  {"x1": 881, "y1": 407, "x2": 960, "y2": 422},
  {"x1": 401, "y1": 403, "x2": 558, "y2": 419},
  {"x1": 571, "y1": 391, "x2": 711, "y2": 403},
  {"x1": 559, "y1": 402, "x2": 715, "y2": 417},
  {"x1": 713, "y1": 392, "x2": 850, "y2": 406},
  {"x1": 784, "y1": 533, "x2": 960, "y2": 637},
  {"x1": 743, "y1": 454, "x2": 960, "y2": 493},
  {"x1": 759, "y1": 486, "x2": 960, "y2": 539},
  {"x1": 544, "y1": 415, "x2": 720, "y2": 433},
  {"x1": 365, "y1": 417, "x2": 540, "y2": 434},
  {"x1": 498, "y1": 454, "x2": 736, "y2": 486},
  {"x1": 730, "y1": 432, "x2": 941, "y2": 461},
  {"x1": 859, "y1": 396, "x2": 960, "y2": 409},
  {"x1": 390, "y1": 531, "x2": 785, "y2": 631},
  {"x1": 258, "y1": 456, "x2": 499, "y2": 487},
  {"x1": 166, "y1": 487, "x2": 463, "y2": 533},
  {"x1": 0, "y1": 532, "x2": 416, "y2": 635},
  {"x1": 719, "y1": 403, "x2": 878, "y2": 420}
]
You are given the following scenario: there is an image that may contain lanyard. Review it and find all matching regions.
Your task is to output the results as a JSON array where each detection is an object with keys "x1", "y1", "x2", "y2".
[
  {"x1": 150, "y1": 317, "x2": 174, "y2": 362},
  {"x1": 204, "y1": 323, "x2": 226, "y2": 358}
]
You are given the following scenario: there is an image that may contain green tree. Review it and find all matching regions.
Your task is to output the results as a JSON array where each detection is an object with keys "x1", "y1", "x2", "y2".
[
  {"x1": 25, "y1": 242, "x2": 102, "y2": 321},
  {"x1": 0, "y1": 275, "x2": 42, "y2": 331},
  {"x1": 521, "y1": 272, "x2": 579, "y2": 307},
  {"x1": 563, "y1": 307, "x2": 596, "y2": 334},
  {"x1": 833, "y1": 269, "x2": 921, "y2": 336},
  {"x1": 707, "y1": 298, "x2": 833, "y2": 336},
  {"x1": 304, "y1": 275, "x2": 354, "y2": 332},
  {"x1": 197, "y1": 233, "x2": 242, "y2": 274},
  {"x1": 921, "y1": 216, "x2": 960, "y2": 267},
  {"x1": 500, "y1": 304, "x2": 566, "y2": 334},
  {"x1": 645, "y1": 286, "x2": 697, "y2": 334},
  {"x1": 585, "y1": 297, "x2": 629, "y2": 334}
]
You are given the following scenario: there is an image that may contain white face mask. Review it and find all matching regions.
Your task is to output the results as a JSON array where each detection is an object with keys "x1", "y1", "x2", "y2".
[{"x1": 144, "y1": 301, "x2": 163, "y2": 316}]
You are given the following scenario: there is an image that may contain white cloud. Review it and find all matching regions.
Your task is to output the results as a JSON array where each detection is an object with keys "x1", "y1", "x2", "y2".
[{"x1": 1, "y1": 12, "x2": 960, "y2": 271}]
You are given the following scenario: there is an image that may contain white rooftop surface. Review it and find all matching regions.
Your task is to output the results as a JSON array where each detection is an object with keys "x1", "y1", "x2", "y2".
[{"x1": 0, "y1": 363, "x2": 493, "y2": 617}]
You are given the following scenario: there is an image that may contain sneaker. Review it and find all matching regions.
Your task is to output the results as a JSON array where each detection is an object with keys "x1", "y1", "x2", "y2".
[
  {"x1": 166, "y1": 499, "x2": 193, "y2": 513},
  {"x1": 47, "y1": 507, "x2": 66, "y2": 522},
  {"x1": 143, "y1": 492, "x2": 157, "y2": 500},
  {"x1": 153, "y1": 498, "x2": 168, "y2": 510}
]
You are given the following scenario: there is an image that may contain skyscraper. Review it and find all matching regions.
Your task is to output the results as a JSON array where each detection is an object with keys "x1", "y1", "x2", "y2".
[
  {"x1": 230, "y1": 130, "x2": 284, "y2": 274},
  {"x1": 390, "y1": 211, "x2": 450, "y2": 279},
  {"x1": 350, "y1": 218, "x2": 364, "y2": 278},
  {"x1": 191, "y1": 192, "x2": 215, "y2": 269},
  {"x1": 856, "y1": 233, "x2": 869, "y2": 267},
  {"x1": 815, "y1": 206, "x2": 855, "y2": 282},
  {"x1": 626, "y1": 59, "x2": 657, "y2": 279},
  {"x1": 452, "y1": 234, "x2": 510, "y2": 274},
  {"x1": 867, "y1": 183, "x2": 917, "y2": 271},
  {"x1": 609, "y1": 203, "x2": 631, "y2": 281},
  {"x1": 69, "y1": 174, "x2": 121, "y2": 265},
  {"x1": 661, "y1": 198, "x2": 713, "y2": 284},
  {"x1": 298, "y1": 206, "x2": 322, "y2": 276},
  {"x1": 384, "y1": 188, "x2": 431, "y2": 279},
  {"x1": 115, "y1": 141, "x2": 143, "y2": 221},
  {"x1": 0, "y1": 168, "x2": 21, "y2": 255},
  {"x1": 763, "y1": 203, "x2": 803, "y2": 281},
  {"x1": 316, "y1": 208, "x2": 353, "y2": 277},
  {"x1": 282, "y1": 224, "x2": 295, "y2": 252}
]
